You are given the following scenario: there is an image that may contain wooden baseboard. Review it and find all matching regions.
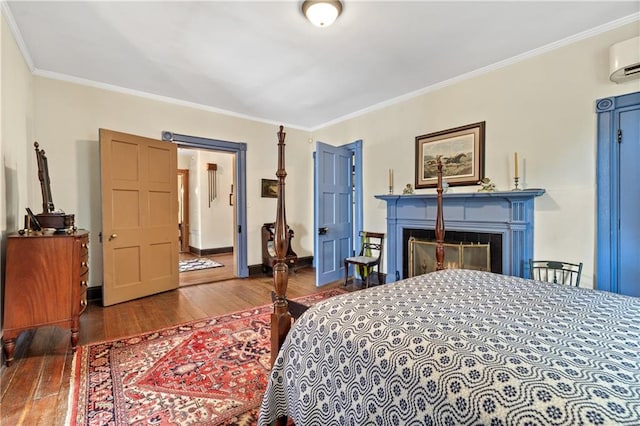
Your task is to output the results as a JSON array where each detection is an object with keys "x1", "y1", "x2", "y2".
[
  {"x1": 248, "y1": 256, "x2": 313, "y2": 277},
  {"x1": 87, "y1": 286, "x2": 102, "y2": 303},
  {"x1": 188, "y1": 246, "x2": 233, "y2": 256},
  {"x1": 296, "y1": 256, "x2": 314, "y2": 269}
]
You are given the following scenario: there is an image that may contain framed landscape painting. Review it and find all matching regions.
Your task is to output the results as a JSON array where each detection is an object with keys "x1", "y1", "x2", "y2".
[
  {"x1": 415, "y1": 121, "x2": 485, "y2": 188},
  {"x1": 261, "y1": 178, "x2": 278, "y2": 198}
]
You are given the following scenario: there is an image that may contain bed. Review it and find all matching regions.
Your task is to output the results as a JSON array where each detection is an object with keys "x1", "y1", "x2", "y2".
[
  {"x1": 260, "y1": 269, "x2": 640, "y2": 424},
  {"x1": 261, "y1": 126, "x2": 640, "y2": 425}
]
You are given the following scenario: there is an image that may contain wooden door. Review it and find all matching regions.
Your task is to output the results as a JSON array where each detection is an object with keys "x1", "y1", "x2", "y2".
[
  {"x1": 618, "y1": 106, "x2": 640, "y2": 297},
  {"x1": 100, "y1": 129, "x2": 178, "y2": 306},
  {"x1": 314, "y1": 142, "x2": 353, "y2": 285},
  {"x1": 596, "y1": 92, "x2": 640, "y2": 297},
  {"x1": 178, "y1": 168, "x2": 190, "y2": 253}
]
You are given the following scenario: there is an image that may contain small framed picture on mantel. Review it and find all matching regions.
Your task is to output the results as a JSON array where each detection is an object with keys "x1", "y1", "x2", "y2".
[{"x1": 415, "y1": 121, "x2": 485, "y2": 188}]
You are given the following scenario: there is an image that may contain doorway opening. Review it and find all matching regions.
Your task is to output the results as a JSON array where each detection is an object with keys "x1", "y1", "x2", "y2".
[
  {"x1": 162, "y1": 131, "x2": 249, "y2": 283},
  {"x1": 177, "y1": 147, "x2": 236, "y2": 286}
]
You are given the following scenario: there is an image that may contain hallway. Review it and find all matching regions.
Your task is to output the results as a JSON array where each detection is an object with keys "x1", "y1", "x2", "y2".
[{"x1": 178, "y1": 252, "x2": 236, "y2": 286}]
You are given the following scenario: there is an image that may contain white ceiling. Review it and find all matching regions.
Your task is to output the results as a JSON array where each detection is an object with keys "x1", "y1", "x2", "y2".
[{"x1": 4, "y1": 1, "x2": 639, "y2": 130}]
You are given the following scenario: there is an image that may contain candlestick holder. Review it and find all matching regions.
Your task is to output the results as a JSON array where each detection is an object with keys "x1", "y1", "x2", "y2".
[
  {"x1": 512, "y1": 177, "x2": 522, "y2": 191},
  {"x1": 388, "y1": 185, "x2": 394, "y2": 194}
]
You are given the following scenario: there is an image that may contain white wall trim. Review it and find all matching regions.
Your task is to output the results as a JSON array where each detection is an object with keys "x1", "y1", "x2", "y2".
[{"x1": 33, "y1": 68, "x2": 309, "y2": 132}]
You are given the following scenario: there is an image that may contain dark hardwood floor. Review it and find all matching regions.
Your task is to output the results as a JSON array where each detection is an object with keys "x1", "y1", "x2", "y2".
[{"x1": 0, "y1": 267, "x2": 352, "y2": 425}]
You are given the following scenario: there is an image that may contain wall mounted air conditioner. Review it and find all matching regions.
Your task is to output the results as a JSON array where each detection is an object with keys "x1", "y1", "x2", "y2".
[{"x1": 609, "y1": 35, "x2": 640, "y2": 83}]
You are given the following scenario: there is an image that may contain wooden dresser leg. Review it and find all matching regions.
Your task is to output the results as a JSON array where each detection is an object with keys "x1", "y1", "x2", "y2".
[
  {"x1": 3, "y1": 338, "x2": 16, "y2": 367},
  {"x1": 71, "y1": 328, "x2": 79, "y2": 351},
  {"x1": 344, "y1": 260, "x2": 349, "y2": 286}
]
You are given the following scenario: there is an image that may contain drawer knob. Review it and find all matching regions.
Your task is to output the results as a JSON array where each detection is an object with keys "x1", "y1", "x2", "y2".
[
  {"x1": 109, "y1": 233, "x2": 118, "y2": 241},
  {"x1": 81, "y1": 261, "x2": 88, "y2": 267},
  {"x1": 82, "y1": 243, "x2": 88, "y2": 249},
  {"x1": 81, "y1": 280, "x2": 87, "y2": 287}
]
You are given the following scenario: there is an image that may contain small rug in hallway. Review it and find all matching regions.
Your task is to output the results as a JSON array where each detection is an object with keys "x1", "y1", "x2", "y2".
[
  {"x1": 68, "y1": 288, "x2": 347, "y2": 425},
  {"x1": 179, "y1": 257, "x2": 223, "y2": 273}
]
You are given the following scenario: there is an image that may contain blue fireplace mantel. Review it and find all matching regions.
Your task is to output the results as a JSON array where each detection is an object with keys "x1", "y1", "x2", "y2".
[{"x1": 375, "y1": 189, "x2": 545, "y2": 282}]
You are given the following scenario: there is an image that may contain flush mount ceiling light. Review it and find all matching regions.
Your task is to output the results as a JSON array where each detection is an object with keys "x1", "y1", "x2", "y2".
[{"x1": 302, "y1": 0, "x2": 343, "y2": 28}]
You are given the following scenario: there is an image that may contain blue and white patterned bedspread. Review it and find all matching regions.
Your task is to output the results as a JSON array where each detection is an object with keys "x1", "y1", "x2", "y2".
[{"x1": 259, "y1": 270, "x2": 640, "y2": 425}]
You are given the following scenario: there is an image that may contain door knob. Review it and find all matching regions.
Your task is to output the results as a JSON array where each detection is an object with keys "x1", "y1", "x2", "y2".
[
  {"x1": 318, "y1": 227, "x2": 329, "y2": 235},
  {"x1": 109, "y1": 233, "x2": 118, "y2": 241}
]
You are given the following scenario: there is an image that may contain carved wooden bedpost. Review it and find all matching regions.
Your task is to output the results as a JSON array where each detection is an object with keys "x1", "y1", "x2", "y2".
[
  {"x1": 435, "y1": 157, "x2": 445, "y2": 271},
  {"x1": 271, "y1": 125, "x2": 292, "y2": 367}
]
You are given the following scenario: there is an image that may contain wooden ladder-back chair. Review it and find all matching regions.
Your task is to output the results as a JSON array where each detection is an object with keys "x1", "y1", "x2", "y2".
[
  {"x1": 529, "y1": 259, "x2": 583, "y2": 287},
  {"x1": 344, "y1": 231, "x2": 385, "y2": 289}
]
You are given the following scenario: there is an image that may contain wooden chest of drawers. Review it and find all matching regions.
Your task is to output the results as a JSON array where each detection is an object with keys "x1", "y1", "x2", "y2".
[{"x1": 2, "y1": 230, "x2": 89, "y2": 366}]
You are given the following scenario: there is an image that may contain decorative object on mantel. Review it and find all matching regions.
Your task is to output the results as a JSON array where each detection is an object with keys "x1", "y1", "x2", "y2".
[
  {"x1": 442, "y1": 180, "x2": 450, "y2": 193},
  {"x1": 388, "y1": 168, "x2": 394, "y2": 194},
  {"x1": 477, "y1": 177, "x2": 496, "y2": 192},
  {"x1": 512, "y1": 152, "x2": 522, "y2": 191},
  {"x1": 415, "y1": 122, "x2": 485, "y2": 188},
  {"x1": 513, "y1": 177, "x2": 521, "y2": 190},
  {"x1": 402, "y1": 183, "x2": 414, "y2": 195}
]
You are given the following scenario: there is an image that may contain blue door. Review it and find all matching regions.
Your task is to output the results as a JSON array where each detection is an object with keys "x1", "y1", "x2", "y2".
[
  {"x1": 618, "y1": 106, "x2": 640, "y2": 297},
  {"x1": 596, "y1": 92, "x2": 640, "y2": 297},
  {"x1": 314, "y1": 142, "x2": 353, "y2": 286}
]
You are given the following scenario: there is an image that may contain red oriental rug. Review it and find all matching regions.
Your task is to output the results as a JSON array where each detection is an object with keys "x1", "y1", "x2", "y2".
[{"x1": 68, "y1": 288, "x2": 346, "y2": 425}]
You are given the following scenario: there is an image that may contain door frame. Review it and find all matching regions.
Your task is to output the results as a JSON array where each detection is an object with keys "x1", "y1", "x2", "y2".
[
  {"x1": 344, "y1": 139, "x2": 364, "y2": 254},
  {"x1": 595, "y1": 91, "x2": 640, "y2": 293},
  {"x1": 313, "y1": 139, "x2": 363, "y2": 284},
  {"x1": 162, "y1": 131, "x2": 249, "y2": 278}
]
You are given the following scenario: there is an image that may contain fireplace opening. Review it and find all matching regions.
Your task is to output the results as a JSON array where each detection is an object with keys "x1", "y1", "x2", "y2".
[
  {"x1": 402, "y1": 228, "x2": 503, "y2": 277},
  {"x1": 409, "y1": 239, "x2": 490, "y2": 276}
]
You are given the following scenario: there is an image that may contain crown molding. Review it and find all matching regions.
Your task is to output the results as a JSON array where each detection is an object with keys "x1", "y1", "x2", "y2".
[
  {"x1": 312, "y1": 12, "x2": 640, "y2": 131},
  {"x1": 1, "y1": 1, "x2": 35, "y2": 72}
]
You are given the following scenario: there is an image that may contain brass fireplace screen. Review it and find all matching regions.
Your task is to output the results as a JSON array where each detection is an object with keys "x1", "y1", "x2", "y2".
[{"x1": 408, "y1": 237, "x2": 491, "y2": 277}]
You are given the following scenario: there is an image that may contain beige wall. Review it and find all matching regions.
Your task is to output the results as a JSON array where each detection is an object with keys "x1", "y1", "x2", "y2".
[
  {"x1": 30, "y1": 79, "x2": 314, "y2": 287},
  {"x1": 198, "y1": 151, "x2": 234, "y2": 250},
  {"x1": 1, "y1": 14, "x2": 33, "y2": 234},
  {"x1": 313, "y1": 21, "x2": 640, "y2": 288},
  {"x1": 180, "y1": 148, "x2": 235, "y2": 251},
  {"x1": 2, "y1": 13, "x2": 639, "y2": 292},
  {"x1": 1, "y1": 13, "x2": 34, "y2": 331}
]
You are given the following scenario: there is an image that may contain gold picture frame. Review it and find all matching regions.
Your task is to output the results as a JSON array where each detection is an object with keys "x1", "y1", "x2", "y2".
[{"x1": 415, "y1": 121, "x2": 485, "y2": 188}]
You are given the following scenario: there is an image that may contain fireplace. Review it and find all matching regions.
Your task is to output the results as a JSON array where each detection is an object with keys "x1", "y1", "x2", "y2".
[
  {"x1": 403, "y1": 228, "x2": 502, "y2": 277},
  {"x1": 375, "y1": 189, "x2": 545, "y2": 283}
]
